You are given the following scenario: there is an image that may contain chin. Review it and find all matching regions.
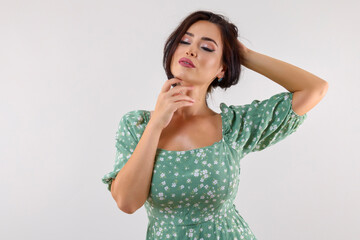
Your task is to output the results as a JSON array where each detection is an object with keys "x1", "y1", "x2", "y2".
[
  {"x1": 173, "y1": 70, "x2": 190, "y2": 81},
  {"x1": 172, "y1": 65, "x2": 198, "y2": 81}
]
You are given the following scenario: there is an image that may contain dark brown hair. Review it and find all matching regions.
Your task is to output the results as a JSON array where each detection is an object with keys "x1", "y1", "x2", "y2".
[{"x1": 163, "y1": 10, "x2": 246, "y2": 105}]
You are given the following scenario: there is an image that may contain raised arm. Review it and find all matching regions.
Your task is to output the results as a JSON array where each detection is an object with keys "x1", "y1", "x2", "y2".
[{"x1": 238, "y1": 40, "x2": 329, "y2": 116}]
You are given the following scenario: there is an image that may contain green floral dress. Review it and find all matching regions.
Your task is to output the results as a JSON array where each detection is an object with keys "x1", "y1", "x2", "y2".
[{"x1": 102, "y1": 91, "x2": 307, "y2": 240}]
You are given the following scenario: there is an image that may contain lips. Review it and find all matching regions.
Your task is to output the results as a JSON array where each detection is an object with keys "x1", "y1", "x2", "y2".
[{"x1": 179, "y1": 57, "x2": 195, "y2": 68}]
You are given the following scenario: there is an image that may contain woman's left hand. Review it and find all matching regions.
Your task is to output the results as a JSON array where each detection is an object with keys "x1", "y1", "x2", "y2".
[{"x1": 237, "y1": 39, "x2": 249, "y2": 56}]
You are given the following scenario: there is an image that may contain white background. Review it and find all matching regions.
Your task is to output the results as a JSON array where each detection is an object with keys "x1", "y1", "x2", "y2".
[{"x1": 1, "y1": 0, "x2": 359, "y2": 239}]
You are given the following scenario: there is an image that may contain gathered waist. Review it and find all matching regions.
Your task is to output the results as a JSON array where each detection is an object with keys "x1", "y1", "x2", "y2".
[
  {"x1": 145, "y1": 205, "x2": 258, "y2": 240},
  {"x1": 147, "y1": 202, "x2": 240, "y2": 227}
]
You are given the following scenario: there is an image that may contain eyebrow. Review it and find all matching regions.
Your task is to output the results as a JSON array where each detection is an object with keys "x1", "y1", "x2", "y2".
[{"x1": 185, "y1": 32, "x2": 218, "y2": 47}]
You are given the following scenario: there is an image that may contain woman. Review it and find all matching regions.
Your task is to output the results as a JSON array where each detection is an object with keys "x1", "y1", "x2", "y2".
[{"x1": 102, "y1": 10, "x2": 328, "y2": 240}]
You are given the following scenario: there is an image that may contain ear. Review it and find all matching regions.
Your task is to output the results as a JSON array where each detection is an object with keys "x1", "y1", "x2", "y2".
[{"x1": 217, "y1": 64, "x2": 226, "y2": 78}]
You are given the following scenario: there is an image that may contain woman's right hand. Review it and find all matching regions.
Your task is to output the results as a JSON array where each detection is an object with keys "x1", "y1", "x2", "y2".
[{"x1": 149, "y1": 78, "x2": 195, "y2": 130}]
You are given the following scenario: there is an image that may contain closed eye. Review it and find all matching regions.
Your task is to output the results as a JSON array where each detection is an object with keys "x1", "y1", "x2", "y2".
[{"x1": 179, "y1": 40, "x2": 214, "y2": 52}]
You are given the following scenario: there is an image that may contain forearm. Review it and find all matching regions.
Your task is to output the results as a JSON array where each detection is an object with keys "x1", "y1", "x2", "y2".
[
  {"x1": 111, "y1": 119, "x2": 162, "y2": 214},
  {"x1": 243, "y1": 49, "x2": 327, "y2": 92}
]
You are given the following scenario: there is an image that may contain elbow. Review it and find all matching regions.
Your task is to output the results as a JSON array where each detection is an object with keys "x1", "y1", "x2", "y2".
[
  {"x1": 110, "y1": 182, "x2": 134, "y2": 214},
  {"x1": 316, "y1": 79, "x2": 329, "y2": 97},
  {"x1": 307, "y1": 80, "x2": 328, "y2": 98},
  {"x1": 320, "y1": 81, "x2": 329, "y2": 97},
  {"x1": 112, "y1": 192, "x2": 138, "y2": 214},
  {"x1": 117, "y1": 201, "x2": 138, "y2": 214},
  {"x1": 110, "y1": 182, "x2": 145, "y2": 214},
  {"x1": 117, "y1": 197, "x2": 147, "y2": 214},
  {"x1": 114, "y1": 192, "x2": 141, "y2": 215}
]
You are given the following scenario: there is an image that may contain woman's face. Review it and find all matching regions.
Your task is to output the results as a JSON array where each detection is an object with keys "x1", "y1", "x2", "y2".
[{"x1": 170, "y1": 20, "x2": 225, "y2": 86}]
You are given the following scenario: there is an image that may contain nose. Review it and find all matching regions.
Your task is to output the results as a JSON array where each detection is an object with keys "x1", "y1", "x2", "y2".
[{"x1": 186, "y1": 50, "x2": 197, "y2": 57}]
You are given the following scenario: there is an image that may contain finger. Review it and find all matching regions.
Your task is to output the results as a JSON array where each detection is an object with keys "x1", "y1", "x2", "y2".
[
  {"x1": 171, "y1": 94, "x2": 195, "y2": 103},
  {"x1": 161, "y1": 78, "x2": 183, "y2": 93},
  {"x1": 174, "y1": 101, "x2": 195, "y2": 109},
  {"x1": 167, "y1": 85, "x2": 194, "y2": 97}
]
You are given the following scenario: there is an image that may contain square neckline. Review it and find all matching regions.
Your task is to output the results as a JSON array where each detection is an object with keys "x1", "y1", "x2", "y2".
[{"x1": 143, "y1": 110, "x2": 225, "y2": 153}]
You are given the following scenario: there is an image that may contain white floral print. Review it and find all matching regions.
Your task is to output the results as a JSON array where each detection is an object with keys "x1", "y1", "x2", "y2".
[{"x1": 102, "y1": 91, "x2": 307, "y2": 239}]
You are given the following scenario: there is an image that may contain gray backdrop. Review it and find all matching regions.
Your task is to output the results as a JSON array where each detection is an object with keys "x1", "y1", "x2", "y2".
[{"x1": 1, "y1": 0, "x2": 359, "y2": 239}]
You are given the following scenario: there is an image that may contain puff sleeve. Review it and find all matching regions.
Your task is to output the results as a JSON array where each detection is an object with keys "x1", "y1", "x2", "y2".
[
  {"x1": 101, "y1": 111, "x2": 141, "y2": 192},
  {"x1": 220, "y1": 91, "x2": 307, "y2": 156}
]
